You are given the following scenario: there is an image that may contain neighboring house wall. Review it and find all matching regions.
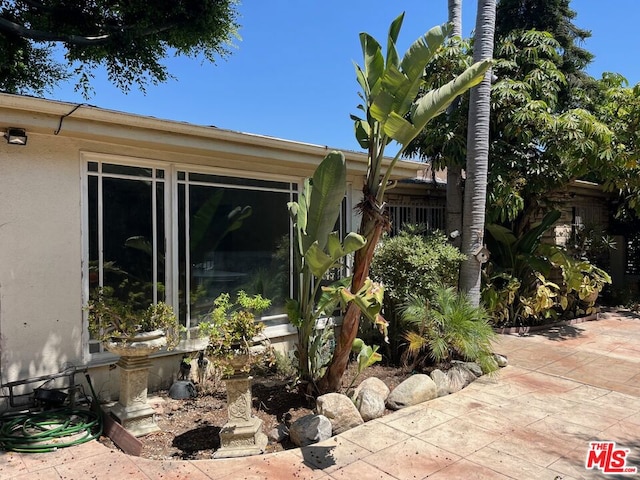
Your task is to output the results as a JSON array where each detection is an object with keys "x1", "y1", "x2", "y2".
[
  {"x1": 386, "y1": 178, "x2": 447, "y2": 235},
  {"x1": 549, "y1": 181, "x2": 610, "y2": 248},
  {"x1": 0, "y1": 94, "x2": 424, "y2": 408}
]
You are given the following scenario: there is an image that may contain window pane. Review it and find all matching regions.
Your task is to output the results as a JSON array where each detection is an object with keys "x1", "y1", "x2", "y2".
[
  {"x1": 178, "y1": 183, "x2": 188, "y2": 325},
  {"x1": 156, "y1": 181, "x2": 166, "y2": 302},
  {"x1": 188, "y1": 173, "x2": 290, "y2": 190},
  {"x1": 186, "y1": 184, "x2": 290, "y2": 323},
  {"x1": 102, "y1": 177, "x2": 154, "y2": 307},
  {"x1": 88, "y1": 176, "x2": 99, "y2": 289},
  {"x1": 102, "y1": 163, "x2": 153, "y2": 178}
]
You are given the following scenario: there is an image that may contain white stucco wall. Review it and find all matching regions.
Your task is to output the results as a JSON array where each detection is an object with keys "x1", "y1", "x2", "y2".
[{"x1": 0, "y1": 133, "x2": 83, "y2": 386}]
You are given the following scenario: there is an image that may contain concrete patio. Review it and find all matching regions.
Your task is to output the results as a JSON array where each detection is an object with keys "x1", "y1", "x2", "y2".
[{"x1": 1, "y1": 309, "x2": 639, "y2": 479}]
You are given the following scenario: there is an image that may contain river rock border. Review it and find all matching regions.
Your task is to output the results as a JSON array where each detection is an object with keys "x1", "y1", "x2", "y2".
[{"x1": 279, "y1": 358, "x2": 508, "y2": 448}]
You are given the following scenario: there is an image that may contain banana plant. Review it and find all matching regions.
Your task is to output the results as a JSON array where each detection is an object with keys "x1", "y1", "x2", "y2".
[
  {"x1": 319, "y1": 13, "x2": 492, "y2": 393},
  {"x1": 287, "y1": 151, "x2": 385, "y2": 389}
]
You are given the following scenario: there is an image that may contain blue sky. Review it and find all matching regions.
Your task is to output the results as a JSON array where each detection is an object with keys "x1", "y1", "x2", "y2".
[{"x1": 48, "y1": 0, "x2": 640, "y2": 155}]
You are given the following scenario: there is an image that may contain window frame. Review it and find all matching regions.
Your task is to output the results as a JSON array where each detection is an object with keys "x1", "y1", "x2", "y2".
[{"x1": 81, "y1": 153, "x2": 343, "y2": 361}]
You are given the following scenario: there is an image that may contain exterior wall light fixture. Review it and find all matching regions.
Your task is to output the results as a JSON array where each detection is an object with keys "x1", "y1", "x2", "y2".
[{"x1": 4, "y1": 128, "x2": 28, "y2": 146}]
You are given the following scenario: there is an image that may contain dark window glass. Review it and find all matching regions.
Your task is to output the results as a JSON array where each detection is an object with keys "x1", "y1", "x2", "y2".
[
  {"x1": 188, "y1": 173, "x2": 290, "y2": 190},
  {"x1": 102, "y1": 163, "x2": 153, "y2": 178},
  {"x1": 182, "y1": 184, "x2": 291, "y2": 323}
]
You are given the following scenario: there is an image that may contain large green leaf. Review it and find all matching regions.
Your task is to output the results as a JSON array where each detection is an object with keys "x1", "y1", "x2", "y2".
[
  {"x1": 305, "y1": 151, "x2": 347, "y2": 252},
  {"x1": 370, "y1": 64, "x2": 412, "y2": 124},
  {"x1": 516, "y1": 210, "x2": 561, "y2": 255},
  {"x1": 305, "y1": 242, "x2": 336, "y2": 278},
  {"x1": 398, "y1": 59, "x2": 492, "y2": 145},
  {"x1": 359, "y1": 33, "x2": 384, "y2": 96},
  {"x1": 486, "y1": 223, "x2": 517, "y2": 247},
  {"x1": 400, "y1": 23, "x2": 450, "y2": 81},
  {"x1": 384, "y1": 60, "x2": 490, "y2": 146},
  {"x1": 385, "y1": 12, "x2": 404, "y2": 69}
]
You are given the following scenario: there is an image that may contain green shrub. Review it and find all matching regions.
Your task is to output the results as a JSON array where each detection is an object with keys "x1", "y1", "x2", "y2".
[
  {"x1": 401, "y1": 285, "x2": 498, "y2": 374},
  {"x1": 370, "y1": 228, "x2": 465, "y2": 302},
  {"x1": 368, "y1": 227, "x2": 466, "y2": 363}
]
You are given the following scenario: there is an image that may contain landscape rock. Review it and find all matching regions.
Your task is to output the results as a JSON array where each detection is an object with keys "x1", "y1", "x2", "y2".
[
  {"x1": 289, "y1": 414, "x2": 332, "y2": 447},
  {"x1": 429, "y1": 369, "x2": 450, "y2": 397},
  {"x1": 316, "y1": 392, "x2": 364, "y2": 434},
  {"x1": 355, "y1": 389, "x2": 386, "y2": 421},
  {"x1": 447, "y1": 364, "x2": 477, "y2": 393},
  {"x1": 494, "y1": 353, "x2": 509, "y2": 367},
  {"x1": 351, "y1": 377, "x2": 390, "y2": 402},
  {"x1": 268, "y1": 424, "x2": 289, "y2": 443},
  {"x1": 459, "y1": 361, "x2": 483, "y2": 377},
  {"x1": 386, "y1": 374, "x2": 437, "y2": 410},
  {"x1": 168, "y1": 381, "x2": 196, "y2": 399}
]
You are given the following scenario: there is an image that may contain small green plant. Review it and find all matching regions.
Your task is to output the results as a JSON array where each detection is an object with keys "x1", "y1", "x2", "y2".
[
  {"x1": 401, "y1": 285, "x2": 498, "y2": 374},
  {"x1": 86, "y1": 287, "x2": 179, "y2": 349},
  {"x1": 198, "y1": 291, "x2": 273, "y2": 376},
  {"x1": 344, "y1": 338, "x2": 382, "y2": 394}
]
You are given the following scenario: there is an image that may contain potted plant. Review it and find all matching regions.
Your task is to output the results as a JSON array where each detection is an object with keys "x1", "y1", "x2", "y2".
[
  {"x1": 86, "y1": 287, "x2": 179, "y2": 355},
  {"x1": 198, "y1": 291, "x2": 272, "y2": 376}
]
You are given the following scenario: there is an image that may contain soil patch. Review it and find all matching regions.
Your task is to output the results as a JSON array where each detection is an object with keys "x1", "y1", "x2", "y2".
[{"x1": 100, "y1": 364, "x2": 412, "y2": 460}]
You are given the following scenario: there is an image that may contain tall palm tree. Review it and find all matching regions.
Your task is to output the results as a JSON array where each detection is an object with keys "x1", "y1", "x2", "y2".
[
  {"x1": 459, "y1": 0, "x2": 496, "y2": 305},
  {"x1": 446, "y1": 0, "x2": 464, "y2": 248},
  {"x1": 448, "y1": 0, "x2": 462, "y2": 36}
]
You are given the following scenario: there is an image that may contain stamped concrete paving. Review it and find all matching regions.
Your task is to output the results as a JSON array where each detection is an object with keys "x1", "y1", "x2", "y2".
[{"x1": 1, "y1": 310, "x2": 639, "y2": 479}]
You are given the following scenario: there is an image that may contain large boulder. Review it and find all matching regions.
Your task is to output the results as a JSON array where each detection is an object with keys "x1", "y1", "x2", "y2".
[
  {"x1": 386, "y1": 374, "x2": 437, "y2": 410},
  {"x1": 289, "y1": 414, "x2": 332, "y2": 447},
  {"x1": 316, "y1": 393, "x2": 364, "y2": 435},
  {"x1": 457, "y1": 361, "x2": 483, "y2": 377},
  {"x1": 355, "y1": 389, "x2": 387, "y2": 421},
  {"x1": 351, "y1": 377, "x2": 390, "y2": 402},
  {"x1": 429, "y1": 369, "x2": 450, "y2": 397},
  {"x1": 168, "y1": 381, "x2": 196, "y2": 399},
  {"x1": 447, "y1": 364, "x2": 477, "y2": 393},
  {"x1": 494, "y1": 353, "x2": 509, "y2": 367}
]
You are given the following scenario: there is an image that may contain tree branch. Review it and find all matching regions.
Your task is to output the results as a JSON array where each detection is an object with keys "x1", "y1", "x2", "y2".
[{"x1": 0, "y1": 16, "x2": 175, "y2": 46}]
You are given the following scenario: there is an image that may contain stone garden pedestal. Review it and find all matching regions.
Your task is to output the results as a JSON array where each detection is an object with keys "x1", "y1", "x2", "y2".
[
  {"x1": 105, "y1": 331, "x2": 165, "y2": 437},
  {"x1": 214, "y1": 374, "x2": 267, "y2": 458}
]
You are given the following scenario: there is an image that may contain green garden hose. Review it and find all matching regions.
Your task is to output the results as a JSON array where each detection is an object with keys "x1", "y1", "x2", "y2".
[{"x1": 0, "y1": 409, "x2": 102, "y2": 453}]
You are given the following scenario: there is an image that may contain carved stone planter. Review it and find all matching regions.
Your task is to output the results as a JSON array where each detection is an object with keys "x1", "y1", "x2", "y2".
[
  {"x1": 105, "y1": 330, "x2": 166, "y2": 437},
  {"x1": 214, "y1": 359, "x2": 267, "y2": 458}
]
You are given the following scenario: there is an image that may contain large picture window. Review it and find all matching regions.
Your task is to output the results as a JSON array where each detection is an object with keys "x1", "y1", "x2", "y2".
[
  {"x1": 177, "y1": 171, "x2": 295, "y2": 330},
  {"x1": 84, "y1": 157, "x2": 296, "y2": 356}
]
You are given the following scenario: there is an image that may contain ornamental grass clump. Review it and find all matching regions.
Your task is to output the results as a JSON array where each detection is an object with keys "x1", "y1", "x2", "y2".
[{"x1": 401, "y1": 285, "x2": 498, "y2": 374}]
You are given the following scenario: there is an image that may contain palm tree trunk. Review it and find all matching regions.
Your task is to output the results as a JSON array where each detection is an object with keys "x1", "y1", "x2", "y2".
[
  {"x1": 446, "y1": 0, "x2": 463, "y2": 248},
  {"x1": 459, "y1": 0, "x2": 496, "y2": 305},
  {"x1": 448, "y1": 0, "x2": 462, "y2": 37}
]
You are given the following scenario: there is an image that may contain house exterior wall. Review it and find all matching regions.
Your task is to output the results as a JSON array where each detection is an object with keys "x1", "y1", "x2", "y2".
[
  {"x1": 548, "y1": 184, "x2": 610, "y2": 248},
  {"x1": 0, "y1": 134, "x2": 84, "y2": 389},
  {"x1": 0, "y1": 94, "x2": 425, "y2": 407}
]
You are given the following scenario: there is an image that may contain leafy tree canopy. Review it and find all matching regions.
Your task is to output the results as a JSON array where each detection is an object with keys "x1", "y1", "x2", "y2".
[
  {"x1": 0, "y1": 0, "x2": 240, "y2": 97},
  {"x1": 495, "y1": 0, "x2": 596, "y2": 108},
  {"x1": 496, "y1": 0, "x2": 593, "y2": 72},
  {"x1": 406, "y1": 28, "x2": 627, "y2": 235}
]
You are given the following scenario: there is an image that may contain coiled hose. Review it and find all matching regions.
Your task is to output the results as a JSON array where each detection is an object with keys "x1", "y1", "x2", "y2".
[{"x1": 0, "y1": 409, "x2": 102, "y2": 453}]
